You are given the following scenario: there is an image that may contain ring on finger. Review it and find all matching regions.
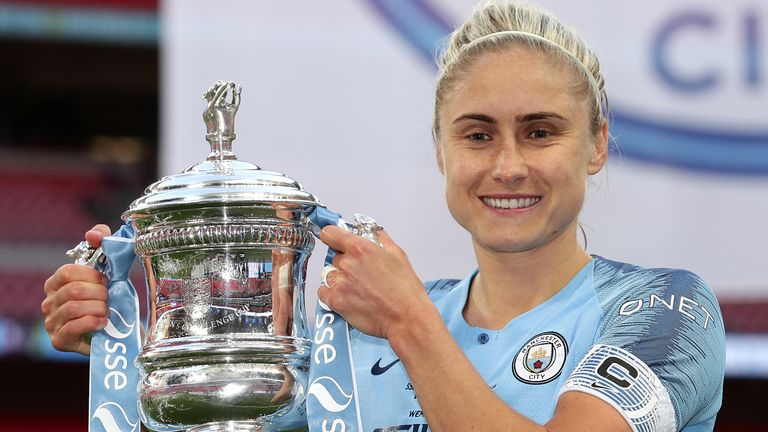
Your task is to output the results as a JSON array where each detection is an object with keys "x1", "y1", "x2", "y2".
[{"x1": 320, "y1": 265, "x2": 338, "y2": 288}]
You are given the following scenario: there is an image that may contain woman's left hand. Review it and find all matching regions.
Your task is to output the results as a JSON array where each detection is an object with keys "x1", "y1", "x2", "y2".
[{"x1": 317, "y1": 225, "x2": 433, "y2": 340}]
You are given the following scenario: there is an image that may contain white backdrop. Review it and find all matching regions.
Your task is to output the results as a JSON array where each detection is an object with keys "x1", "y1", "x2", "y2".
[{"x1": 162, "y1": 0, "x2": 768, "y2": 301}]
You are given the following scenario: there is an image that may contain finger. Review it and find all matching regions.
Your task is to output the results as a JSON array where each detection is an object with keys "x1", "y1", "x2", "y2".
[
  {"x1": 320, "y1": 265, "x2": 338, "y2": 287},
  {"x1": 44, "y1": 264, "x2": 105, "y2": 295},
  {"x1": 41, "y1": 296, "x2": 51, "y2": 315},
  {"x1": 55, "y1": 281, "x2": 109, "y2": 306},
  {"x1": 331, "y1": 252, "x2": 348, "y2": 271},
  {"x1": 52, "y1": 315, "x2": 105, "y2": 354},
  {"x1": 51, "y1": 300, "x2": 110, "y2": 329},
  {"x1": 319, "y1": 225, "x2": 357, "y2": 253},
  {"x1": 85, "y1": 224, "x2": 111, "y2": 248},
  {"x1": 317, "y1": 268, "x2": 348, "y2": 312},
  {"x1": 317, "y1": 284, "x2": 331, "y2": 309},
  {"x1": 323, "y1": 266, "x2": 342, "y2": 289}
]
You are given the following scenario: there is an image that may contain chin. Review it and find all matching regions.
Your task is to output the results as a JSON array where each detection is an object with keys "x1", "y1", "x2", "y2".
[{"x1": 473, "y1": 234, "x2": 543, "y2": 254}]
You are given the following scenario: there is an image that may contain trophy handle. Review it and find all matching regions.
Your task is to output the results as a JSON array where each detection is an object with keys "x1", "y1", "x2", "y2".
[{"x1": 66, "y1": 241, "x2": 107, "y2": 272}]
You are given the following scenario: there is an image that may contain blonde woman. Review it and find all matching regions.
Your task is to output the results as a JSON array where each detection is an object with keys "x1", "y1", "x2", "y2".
[
  {"x1": 43, "y1": 2, "x2": 724, "y2": 431},
  {"x1": 316, "y1": 2, "x2": 723, "y2": 431}
]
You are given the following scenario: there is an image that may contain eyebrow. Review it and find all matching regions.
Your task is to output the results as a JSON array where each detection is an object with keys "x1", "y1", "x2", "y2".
[
  {"x1": 515, "y1": 112, "x2": 566, "y2": 122},
  {"x1": 452, "y1": 111, "x2": 566, "y2": 125},
  {"x1": 452, "y1": 113, "x2": 496, "y2": 125}
]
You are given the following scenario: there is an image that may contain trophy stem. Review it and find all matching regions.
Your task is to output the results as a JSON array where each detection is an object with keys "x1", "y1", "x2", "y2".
[
  {"x1": 187, "y1": 420, "x2": 265, "y2": 432},
  {"x1": 206, "y1": 136, "x2": 236, "y2": 160}
]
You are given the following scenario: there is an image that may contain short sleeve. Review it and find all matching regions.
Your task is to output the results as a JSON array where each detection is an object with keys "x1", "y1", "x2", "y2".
[
  {"x1": 424, "y1": 278, "x2": 461, "y2": 299},
  {"x1": 559, "y1": 263, "x2": 725, "y2": 431}
]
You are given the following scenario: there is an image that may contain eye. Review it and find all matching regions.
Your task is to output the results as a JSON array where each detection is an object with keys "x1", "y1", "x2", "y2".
[
  {"x1": 528, "y1": 129, "x2": 552, "y2": 139},
  {"x1": 466, "y1": 132, "x2": 492, "y2": 141}
]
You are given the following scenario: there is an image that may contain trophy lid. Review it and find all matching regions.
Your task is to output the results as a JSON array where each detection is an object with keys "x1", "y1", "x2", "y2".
[{"x1": 123, "y1": 81, "x2": 320, "y2": 220}]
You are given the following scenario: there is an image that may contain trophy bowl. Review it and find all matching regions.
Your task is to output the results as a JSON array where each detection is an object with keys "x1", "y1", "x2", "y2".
[{"x1": 125, "y1": 81, "x2": 316, "y2": 432}]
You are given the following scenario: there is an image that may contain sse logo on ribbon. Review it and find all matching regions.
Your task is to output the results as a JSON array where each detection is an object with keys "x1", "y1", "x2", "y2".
[
  {"x1": 307, "y1": 298, "x2": 361, "y2": 432},
  {"x1": 92, "y1": 402, "x2": 139, "y2": 432},
  {"x1": 308, "y1": 376, "x2": 354, "y2": 413}
]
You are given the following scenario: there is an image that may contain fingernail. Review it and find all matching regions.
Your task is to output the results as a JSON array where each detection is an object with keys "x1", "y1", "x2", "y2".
[{"x1": 97, "y1": 318, "x2": 108, "y2": 330}]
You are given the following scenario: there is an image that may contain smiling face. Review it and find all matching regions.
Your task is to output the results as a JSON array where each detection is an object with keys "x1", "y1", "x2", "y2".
[{"x1": 436, "y1": 46, "x2": 607, "y2": 255}]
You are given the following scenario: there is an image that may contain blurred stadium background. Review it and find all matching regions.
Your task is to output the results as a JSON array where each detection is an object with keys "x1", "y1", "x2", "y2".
[{"x1": 0, "y1": 0, "x2": 765, "y2": 430}]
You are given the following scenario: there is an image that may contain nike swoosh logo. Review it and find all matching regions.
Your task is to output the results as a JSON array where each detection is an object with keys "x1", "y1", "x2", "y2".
[
  {"x1": 371, "y1": 358, "x2": 401, "y2": 375},
  {"x1": 590, "y1": 381, "x2": 612, "y2": 390}
]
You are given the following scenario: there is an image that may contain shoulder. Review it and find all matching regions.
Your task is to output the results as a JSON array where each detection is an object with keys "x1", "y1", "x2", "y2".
[
  {"x1": 591, "y1": 256, "x2": 720, "y2": 328},
  {"x1": 591, "y1": 255, "x2": 723, "y2": 365},
  {"x1": 569, "y1": 256, "x2": 724, "y2": 430},
  {"x1": 592, "y1": 255, "x2": 712, "y2": 296},
  {"x1": 423, "y1": 278, "x2": 462, "y2": 301}
]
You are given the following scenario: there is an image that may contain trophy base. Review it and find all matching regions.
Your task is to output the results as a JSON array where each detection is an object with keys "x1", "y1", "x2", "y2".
[
  {"x1": 138, "y1": 335, "x2": 310, "y2": 432},
  {"x1": 187, "y1": 421, "x2": 264, "y2": 432}
]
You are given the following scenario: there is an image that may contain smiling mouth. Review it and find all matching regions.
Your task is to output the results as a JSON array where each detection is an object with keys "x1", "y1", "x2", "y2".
[{"x1": 481, "y1": 196, "x2": 541, "y2": 210}]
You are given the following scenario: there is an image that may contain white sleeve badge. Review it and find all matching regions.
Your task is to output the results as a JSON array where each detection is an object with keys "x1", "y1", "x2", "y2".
[{"x1": 558, "y1": 344, "x2": 677, "y2": 432}]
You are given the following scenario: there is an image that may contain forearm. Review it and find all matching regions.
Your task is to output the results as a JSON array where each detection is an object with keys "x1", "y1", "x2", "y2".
[{"x1": 387, "y1": 307, "x2": 546, "y2": 432}]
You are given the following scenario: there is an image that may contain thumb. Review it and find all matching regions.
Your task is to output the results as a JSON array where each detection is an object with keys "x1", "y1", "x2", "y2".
[{"x1": 85, "y1": 224, "x2": 111, "y2": 248}]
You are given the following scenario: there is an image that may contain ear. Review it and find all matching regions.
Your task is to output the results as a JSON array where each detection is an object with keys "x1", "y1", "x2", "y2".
[{"x1": 587, "y1": 120, "x2": 608, "y2": 175}]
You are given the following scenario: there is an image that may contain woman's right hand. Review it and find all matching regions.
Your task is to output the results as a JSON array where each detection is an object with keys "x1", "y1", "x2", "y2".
[{"x1": 41, "y1": 224, "x2": 112, "y2": 355}]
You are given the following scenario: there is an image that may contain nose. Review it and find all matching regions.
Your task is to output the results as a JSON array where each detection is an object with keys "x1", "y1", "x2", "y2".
[{"x1": 491, "y1": 141, "x2": 528, "y2": 185}]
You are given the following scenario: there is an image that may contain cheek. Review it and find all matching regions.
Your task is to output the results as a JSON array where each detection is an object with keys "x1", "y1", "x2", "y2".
[
  {"x1": 558, "y1": 144, "x2": 594, "y2": 181},
  {"x1": 559, "y1": 170, "x2": 589, "y2": 215},
  {"x1": 443, "y1": 155, "x2": 480, "y2": 194},
  {"x1": 545, "y1": 155, "x2": 589, "y2": 203},
  {"x1": 441, "y1": 157, "x2": 480, "y2": 219},
  {"x1": 442, "y1": 165, "x2": 464, "y2": 207}
]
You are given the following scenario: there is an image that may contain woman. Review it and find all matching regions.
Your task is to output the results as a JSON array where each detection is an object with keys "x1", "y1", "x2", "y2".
[{"x1": 42, "y1": 1, "x2": 724, "y2": 431}]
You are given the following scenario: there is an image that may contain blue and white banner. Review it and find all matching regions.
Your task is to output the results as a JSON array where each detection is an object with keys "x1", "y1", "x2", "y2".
[
  {"x1": 162, "y1": 1, "x2": 768, "y2": 300},
  {"x1": 88, "y1": 224, "x2": 141, "y2": 432}
]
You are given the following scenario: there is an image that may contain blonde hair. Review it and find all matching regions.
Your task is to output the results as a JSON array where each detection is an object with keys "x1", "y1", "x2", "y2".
[{"x1": 432, "y1": 0, "x2": 608, "y2": 141}]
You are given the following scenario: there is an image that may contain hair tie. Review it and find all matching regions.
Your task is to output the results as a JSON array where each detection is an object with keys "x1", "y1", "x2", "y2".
[{"x1": 463, "y1": 30, "x2": 605, "y2": 117}]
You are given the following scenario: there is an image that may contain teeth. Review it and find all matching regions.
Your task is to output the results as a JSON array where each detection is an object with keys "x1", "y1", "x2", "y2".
[{"x1": 483, "y1": 197, "x2": 540, "y2": 209}]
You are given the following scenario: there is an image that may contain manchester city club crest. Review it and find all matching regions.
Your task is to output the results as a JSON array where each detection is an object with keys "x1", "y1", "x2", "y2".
[
  {"x1": 526, "y1": 343, "x2": 554, "y2": 373},
  {"x1": 513, "y1": 332, "x2": 568, "y2": 384}
]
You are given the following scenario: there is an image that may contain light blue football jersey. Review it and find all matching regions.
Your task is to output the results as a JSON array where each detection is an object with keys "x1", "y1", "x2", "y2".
[{"x1": 349, "y1": 256, "x2": 724, "y2": 432}]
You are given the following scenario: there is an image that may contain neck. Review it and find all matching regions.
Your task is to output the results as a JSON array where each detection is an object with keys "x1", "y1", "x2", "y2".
[{"x1": 464, "y1": 223, "x2": 591, "y2": 329}]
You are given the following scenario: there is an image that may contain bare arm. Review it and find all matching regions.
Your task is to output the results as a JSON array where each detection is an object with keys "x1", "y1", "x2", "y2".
[{"x1": 388, "y1": 305, "x2": 630, "y2": 432}]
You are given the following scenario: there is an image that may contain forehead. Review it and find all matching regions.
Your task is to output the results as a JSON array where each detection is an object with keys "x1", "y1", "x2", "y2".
[{"x1": 443, "y1": 46, "x2": 587, "y2": 118}]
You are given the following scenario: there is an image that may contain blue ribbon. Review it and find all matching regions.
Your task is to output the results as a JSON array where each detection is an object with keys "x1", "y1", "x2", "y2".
[
  {"x1": 88, "y1": 223, "x2": 142, "y2": 432},
  {"x1": 306, "y1": 207, "x2": 363, "y2": 432}
]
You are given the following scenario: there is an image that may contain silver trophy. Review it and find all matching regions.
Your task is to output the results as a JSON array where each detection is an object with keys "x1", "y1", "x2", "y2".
[
  {"x1": 131, "y1": 80, "x2": 315, "y2": 432},
  {"x1": 67, "y1": 81, "x2": 382, "y2": 431}
]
